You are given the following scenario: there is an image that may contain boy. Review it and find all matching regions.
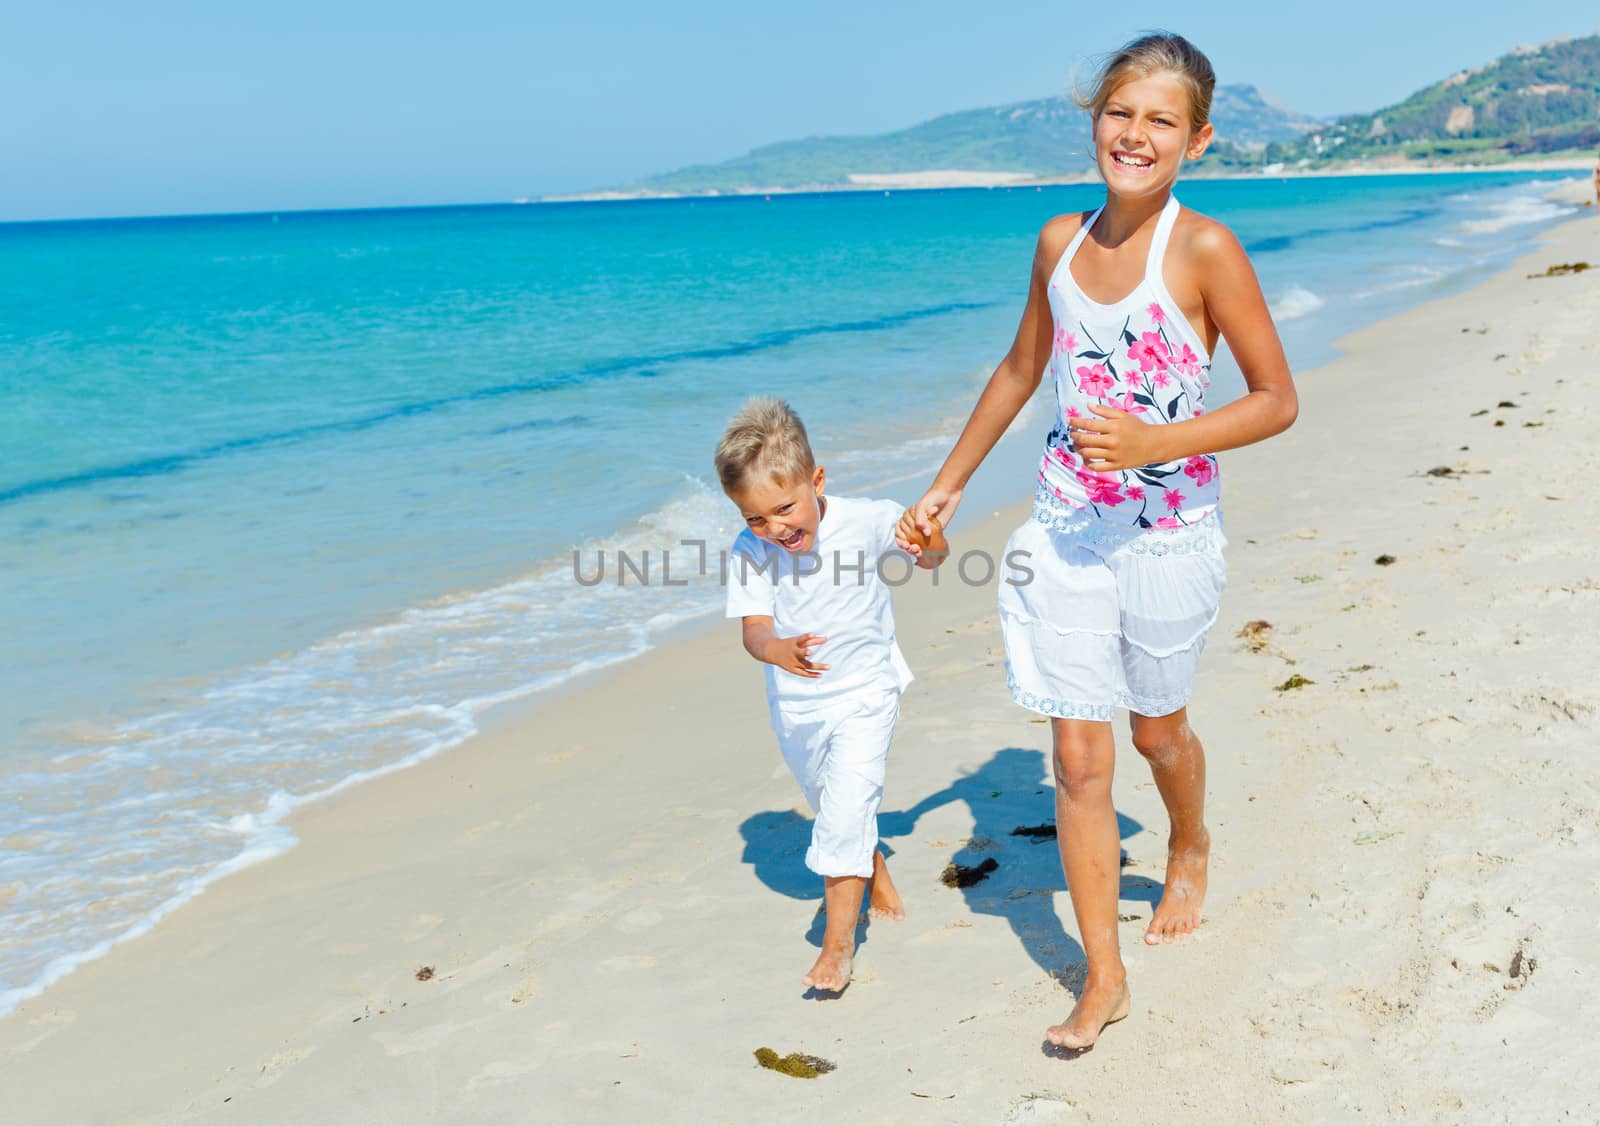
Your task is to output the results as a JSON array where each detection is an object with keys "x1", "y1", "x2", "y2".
[{"x1": 715, "y1": 398, "x2": 946, "y2": 993}]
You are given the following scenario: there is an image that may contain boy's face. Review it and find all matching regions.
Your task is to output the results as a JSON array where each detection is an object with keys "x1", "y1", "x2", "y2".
[{"x1": 728, "y1": 465, "x2": 826, "y2": 554}]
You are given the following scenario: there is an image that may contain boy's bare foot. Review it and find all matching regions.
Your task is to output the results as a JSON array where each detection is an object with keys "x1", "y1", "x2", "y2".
[
  {"x1": 1045, "y1": 975, "x2": 1130, "y2": 1050},
  {"x1": 802, "y1": 944, "x2": 854, "y2": 992},
  {"x1": 868, "y1": 853, "x2": 905, "y2": 921},
  {"x1": 1145, "y1": 828, "x2": 1209, "y2": 945}
]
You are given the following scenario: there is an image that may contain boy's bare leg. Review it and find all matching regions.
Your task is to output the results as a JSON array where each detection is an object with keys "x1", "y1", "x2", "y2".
[
  {"x1": 867, "y1": 848, "x2": 905, "y2": 920},
  {"x1": 1129, "y1": 708, "x2": 1210, "y2": 945},
  {"x1": 1045, "y1": 718, "x2": 1131, "y2": 1049},
  {"x1": 803, "y1": 874, "x2": 866, "y2": 991}
]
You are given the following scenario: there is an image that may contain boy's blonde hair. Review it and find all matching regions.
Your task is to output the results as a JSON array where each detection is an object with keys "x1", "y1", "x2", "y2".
[
  {"x1": 1075, "y1": 32, "x2": 1216, "y2": 132},
  {"x1": 714, "y1": 397, "x2": 815, "y2": 493}
]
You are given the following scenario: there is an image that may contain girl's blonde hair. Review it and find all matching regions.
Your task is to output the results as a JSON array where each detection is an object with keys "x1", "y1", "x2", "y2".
[
  {"x1": 714, "y1": 397, "x2": 815, "y2": 493},
  {"x1": 1075, "y1": 32, "x2": 1216, "y2": 131}
]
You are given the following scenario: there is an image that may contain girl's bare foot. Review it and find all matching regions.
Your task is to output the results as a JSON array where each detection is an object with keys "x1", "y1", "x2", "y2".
[
  {"x1": 1045, "y1": 974, "x2": 1130, "y2": 1050},
  {"x1": 802, "y1": 943, "x2": 854, "y2": 992},
  {"x1": 1145, "y1": 828, "x2": 1209, "y2": 945},
  {"x1": 868, "y1": 852, "x2": 905, "y2": 921}
]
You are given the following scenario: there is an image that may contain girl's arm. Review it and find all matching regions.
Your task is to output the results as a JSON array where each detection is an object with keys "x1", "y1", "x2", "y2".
[
  {"x1": 1070, "y1": 222, "x2": 1298, "y2": 471},
  {"x1": 899, "y1": 219, "x2": 1070, "y2": 541}
]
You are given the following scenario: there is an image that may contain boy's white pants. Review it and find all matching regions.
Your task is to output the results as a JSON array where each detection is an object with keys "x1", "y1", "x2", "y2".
[{"x1": 769, "y1": 684, "x2": 900, "y2": 878}]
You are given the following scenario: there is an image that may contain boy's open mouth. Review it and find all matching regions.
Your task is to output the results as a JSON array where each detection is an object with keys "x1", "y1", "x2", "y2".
[{"x1": 776, "y1": 528, "x2": 806, "y2": 551}]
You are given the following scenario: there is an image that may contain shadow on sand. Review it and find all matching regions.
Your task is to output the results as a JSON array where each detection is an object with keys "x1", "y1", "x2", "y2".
[{"x1": 739, "y1": 746, "x2": 1157, "y2": 993}]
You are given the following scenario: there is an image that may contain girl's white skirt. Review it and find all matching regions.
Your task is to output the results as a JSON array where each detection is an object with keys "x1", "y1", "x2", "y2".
[{"x1": 998, "y1": 503, "x2": 1227, "y2": 721}]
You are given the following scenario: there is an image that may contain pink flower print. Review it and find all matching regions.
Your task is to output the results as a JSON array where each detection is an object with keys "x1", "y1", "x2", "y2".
[
  {"x1": 1110, "y1": 390, "x2": 1147, "y2": 414},
  {"x1": 1077, "y1": 469, "x2": 1125, "y2": 507},
  {"x1": 1163, "y1": 487, "x2": 1185, "y2": 512},
  {"x1": 1147, "y1": 302, "x2": 1166, "y2": 325},
  {"x1": 1128, "y1": 331, "x2": 1170, "y2": 372},
  {"x1": 1182, "y1": 456, "x2": 1216, "y2": 487},
  {"x1": 1050, "y1": 444, "x2": 1078, "y2": 468},
  {"x1": 1047, "y1": 480, "x2": 1084, "y2": 508},
  {"x1": 1151, "y1": 370, "x2": 1172, "y2": 389},
  {"x1": 1055, "y1": 326, "x2": 1079, "y2": 356},
  {"x1": 1075, "y1": 363, "x2": 1114, "y2": 397},
  {"x1": 1172, "y1": 343, "x2": 1203, "y2": 378},
  {"x1": 1125, "y1": 485, "x2": 1146, "y2": 502},
  {"x1": 1064, "y1": 405, "x2": 1082, "y2": 419},
  {"x1": 1155, "y1": 516, "x2": 1182, "y2": 529}
]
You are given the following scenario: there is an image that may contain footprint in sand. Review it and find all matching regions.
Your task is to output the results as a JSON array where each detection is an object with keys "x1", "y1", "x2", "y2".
[
  {"x1": 255, "y1": 1047, "x2": 313, "y2": 1087},
  {"x1": 1004, "y1": 1094, "x2": 1076, "y2": 1123},
  {"x1": 506, "y1": 964, "x2": 540, "y2": 1008}
]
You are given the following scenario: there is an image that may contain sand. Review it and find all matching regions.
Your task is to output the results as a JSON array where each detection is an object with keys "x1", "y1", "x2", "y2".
[{"x1": 3, "y1": 209, "x2": 1599, "y2": 1124}]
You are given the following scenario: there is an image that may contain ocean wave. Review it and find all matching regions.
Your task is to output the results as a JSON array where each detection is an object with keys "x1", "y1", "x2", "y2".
[
  {"x1": 1350, "y1": 264, "x2": 1453, "y2": 300},
  {"x1": 1269, "y1": 286, "x2": 1325, "y2": 321},
  {"x1": 1459, "y1": 194, "x2": 1573, "y2": 236}
]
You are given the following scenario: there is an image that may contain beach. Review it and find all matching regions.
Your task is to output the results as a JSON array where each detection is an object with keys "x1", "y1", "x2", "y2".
[
  {"x1": 545, "y1": 155, "x2": 1600, "y2": 203},
  {"x1": 5, "y1": 183, "x2": 1600, "y2": 1123}
]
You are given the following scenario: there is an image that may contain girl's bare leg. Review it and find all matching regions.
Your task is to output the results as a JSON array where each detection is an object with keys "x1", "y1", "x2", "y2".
[
  {"x1": 803, "y1": 874, "x2": 866, "y2": 991},
  {"x1": 1129, "y1": 708, "x2": 1209, "y2": 945},
  {"x1": 1045, "y1": 717, "x2": 1131, "y2": 1049}
]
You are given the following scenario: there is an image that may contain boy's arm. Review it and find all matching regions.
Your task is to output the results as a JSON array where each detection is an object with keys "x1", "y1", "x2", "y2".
[{"x1": 740, "y1": 615, "x2": 829, "y2": 678}]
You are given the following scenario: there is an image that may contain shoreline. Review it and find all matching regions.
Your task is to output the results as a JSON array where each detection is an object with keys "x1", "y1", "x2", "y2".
[
  {"x1": 3, "y1": 202, "x2": 1600, "y2": 1119},
  {"x1": 542, "y1": 159, "x2": 1596, "y2": 205}
]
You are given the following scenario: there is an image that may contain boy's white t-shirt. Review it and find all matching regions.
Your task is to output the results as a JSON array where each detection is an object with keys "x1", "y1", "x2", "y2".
[{"x1": 724, "y1": 495, "x2": 915, "y2": 706}]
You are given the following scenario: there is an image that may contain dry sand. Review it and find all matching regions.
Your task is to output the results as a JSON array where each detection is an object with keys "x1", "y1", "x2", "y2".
[{"x1": 4, "y1": 213, "x2": 1600, "y2": 1124}]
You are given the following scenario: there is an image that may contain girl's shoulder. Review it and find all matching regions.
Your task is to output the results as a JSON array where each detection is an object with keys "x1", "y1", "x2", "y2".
[
  {"x1": 1169, "y1": 205, "x2": 1245, "y2": 264},
  {"x1": 1033, "y1": 210, "x2": 1094, "y2": 272},
  {"x1": 1038, "y1": 208, "x2": 1093, "y2": 245}
]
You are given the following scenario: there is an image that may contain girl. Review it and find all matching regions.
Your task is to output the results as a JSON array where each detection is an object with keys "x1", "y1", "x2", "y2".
[{"x1": 899, "y1": 32, "x2": 1297, "y2": 1049}]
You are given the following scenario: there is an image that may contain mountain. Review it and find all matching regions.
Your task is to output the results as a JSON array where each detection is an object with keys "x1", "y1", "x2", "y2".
[
  {"x1": 1264, "y1": 34, "x2": 1600, "y2": 167},
  {"x1": 612, "y1": 84, "x2": 1320, "y2": 196},
  {"x1": 574, "y1": 35, "x2": 1600, "y2": 199}
]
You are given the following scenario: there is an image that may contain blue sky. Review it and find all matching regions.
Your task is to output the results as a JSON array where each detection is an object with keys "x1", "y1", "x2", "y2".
[{"x1": 3, "y1": 2, "x2": 1596, "y2": 221}]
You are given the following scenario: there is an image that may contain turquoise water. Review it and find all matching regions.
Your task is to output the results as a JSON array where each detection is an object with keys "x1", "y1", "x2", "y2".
[{"x1": 0, "y1": 171, "x2": 1585, "y2": 1013}]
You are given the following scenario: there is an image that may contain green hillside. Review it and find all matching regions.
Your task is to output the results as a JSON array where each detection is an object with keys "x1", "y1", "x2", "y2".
[
  {"x1": 620, "y1": 84, "x2": 1319, "y2": 195},
  {"x1": 1263, "y1": 33, "x2": 1600, "y2": 168}
]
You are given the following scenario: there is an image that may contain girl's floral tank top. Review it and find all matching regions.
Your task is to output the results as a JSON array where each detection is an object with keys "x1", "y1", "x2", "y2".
[{"x1": 1037, "y1": 194, "x2": 1220, "y2": 535}]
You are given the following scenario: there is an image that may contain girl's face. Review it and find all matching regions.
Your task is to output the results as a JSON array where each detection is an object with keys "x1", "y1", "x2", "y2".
[{"x1": 1093, "y1": 71, "x2": 1214, "y2": 197}]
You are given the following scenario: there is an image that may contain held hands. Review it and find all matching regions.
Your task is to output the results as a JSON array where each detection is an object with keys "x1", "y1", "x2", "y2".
[
  {"x1": 765, "y1": 632, "x2": 829, "y2": 678},
  {"x1": 1070, "y1": 404, "x2": 1170, "y2": 473},
  {"x1": 895, "y1": 485, "x2": 963, "y2": 556}
]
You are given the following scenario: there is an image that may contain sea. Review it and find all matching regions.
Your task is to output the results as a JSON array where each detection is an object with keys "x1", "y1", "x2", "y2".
[{"x1": 0, "y1": 170, "x2": 1587, "y2": 1015}]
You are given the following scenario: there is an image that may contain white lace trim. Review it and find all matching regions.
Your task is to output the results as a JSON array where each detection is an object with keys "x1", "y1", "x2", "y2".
[
  {"x1": 1117, "y1": 686, "x2": 1193, "y2": 718},
  {"x1": 1006, "y1": 667, "x2": 1193, "y2": 720},
  {"x1": 1030, "y1": 486, "x2": 1223, "y2": 557},
  {"x1": 1006, "y1": 667, "x2": 1116, "y2": 722}
]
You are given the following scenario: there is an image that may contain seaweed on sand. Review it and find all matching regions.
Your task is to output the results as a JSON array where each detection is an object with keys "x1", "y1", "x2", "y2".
[
  {"x1": 941, "y1": 858, "x2": 999, "y2": 888},
  {"x1": 754, "y1": 1047, "x2": 836, "y2": 1078}
]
